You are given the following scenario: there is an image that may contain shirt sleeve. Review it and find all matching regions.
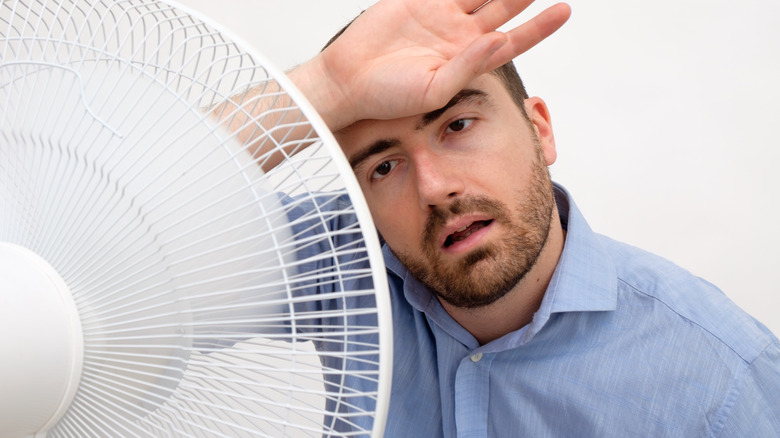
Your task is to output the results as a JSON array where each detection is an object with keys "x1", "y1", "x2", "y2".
[
  {"x1": 281, "y1": 191, "x2": 380, "y2": 333},
  {"x1": 714, "y1": 340, "x2": 780, "y2": 436}
]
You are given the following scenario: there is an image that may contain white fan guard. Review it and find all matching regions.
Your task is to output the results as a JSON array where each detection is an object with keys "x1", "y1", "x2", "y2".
[{"x1": 0, "y1": 1, "x2": 392, "y2": 437}]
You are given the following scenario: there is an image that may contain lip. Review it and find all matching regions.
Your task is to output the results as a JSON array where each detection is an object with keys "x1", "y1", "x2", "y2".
[{"x1": 438, "y1": 215, "x2": 495, "y2": 255}]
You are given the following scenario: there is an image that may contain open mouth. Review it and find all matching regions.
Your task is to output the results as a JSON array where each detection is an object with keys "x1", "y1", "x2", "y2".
[{"x1": 443, "y1": 220, "x2": 493, "y2": 248}]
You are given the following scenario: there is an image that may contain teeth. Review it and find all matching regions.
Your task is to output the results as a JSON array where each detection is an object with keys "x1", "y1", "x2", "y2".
[{"x1": 456, "y1": 225, "x2": 468, "y2": 232}]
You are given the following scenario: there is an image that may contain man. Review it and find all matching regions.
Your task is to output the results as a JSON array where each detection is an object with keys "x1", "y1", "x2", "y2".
[{"x1": 223, "y1": 0, "x2": 780, "y2": 435}]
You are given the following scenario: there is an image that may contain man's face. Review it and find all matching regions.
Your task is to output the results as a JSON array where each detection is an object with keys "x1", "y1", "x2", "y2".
[{"x1": 335, "y1": 74, "x2": 558, "y2": 309}]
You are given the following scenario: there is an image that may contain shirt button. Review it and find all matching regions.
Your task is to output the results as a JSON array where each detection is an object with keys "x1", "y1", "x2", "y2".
[{"x1": 470, "y1": 352, "x2": 483, "y2": 362}]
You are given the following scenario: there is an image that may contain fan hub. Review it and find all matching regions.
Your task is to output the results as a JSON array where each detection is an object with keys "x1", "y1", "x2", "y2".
[{"x1": 0, "y1": 243, "x2": 84, "y2": 438}]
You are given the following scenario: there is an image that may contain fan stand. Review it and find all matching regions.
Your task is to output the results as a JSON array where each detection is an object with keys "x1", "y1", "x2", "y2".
[{"x1": 0, "y1": 242, "x2": 84, "y2": 438}]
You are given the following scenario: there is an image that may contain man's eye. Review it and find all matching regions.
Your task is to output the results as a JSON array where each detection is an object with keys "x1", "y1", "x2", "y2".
[
  {"x1": 371, "y1": 160, "x2": 398, "y2": 180},
  {"x1": 445, "y1": 118, "x2": 474, "y2": 133}
]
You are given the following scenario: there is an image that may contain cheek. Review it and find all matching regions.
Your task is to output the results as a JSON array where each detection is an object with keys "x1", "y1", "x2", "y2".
[
  {"x1": 366, "y1": 200, "x2": 419, "y2": 253},
  {"x1": 464, "y1": 148, "x2": 520, "y2": 190},
  {"x1": 490, "y1": 136, "x2": 539, "y2": 177}
]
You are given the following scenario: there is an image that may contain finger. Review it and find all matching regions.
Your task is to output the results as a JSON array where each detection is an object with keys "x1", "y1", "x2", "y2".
[
  {"x1": 467, "y1": 0, "x2": 535, "y2": 29},
  {"x1": 468, "y1": 0, "x2": 495, "y2": 14},
  {"x1": 453, "y1": 0, "x2": 499, "y2": 13},
  {"x1": 486, "y1": 2, "x2": 570, "y2": 68},
  {"x1": 427, "y1": 32, "x2": 509, "y2": 105}
]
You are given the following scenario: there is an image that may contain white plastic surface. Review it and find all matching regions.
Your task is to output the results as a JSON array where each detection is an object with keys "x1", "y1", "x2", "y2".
[{"x1": 0, "y1": 243, "x2": 84, "y2": 438}]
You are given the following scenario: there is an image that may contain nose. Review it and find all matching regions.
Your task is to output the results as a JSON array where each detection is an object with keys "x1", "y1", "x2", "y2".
[{"x1": 414, "y1": 151, "x2": 465, "y2": 210}]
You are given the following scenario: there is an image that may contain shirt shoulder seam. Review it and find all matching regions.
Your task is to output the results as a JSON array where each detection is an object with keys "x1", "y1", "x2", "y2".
[{"x1": 617, "y1": 278, "x2": 771, "y2": 365}]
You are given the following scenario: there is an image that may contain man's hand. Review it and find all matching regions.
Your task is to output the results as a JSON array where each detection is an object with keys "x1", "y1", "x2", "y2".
[{"x1": 291, "y1": 0, "x2": 571, "y2": 131}]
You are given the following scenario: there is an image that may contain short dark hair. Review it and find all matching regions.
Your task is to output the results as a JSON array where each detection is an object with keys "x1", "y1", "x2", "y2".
[
  {"x1": 323, "y1": 14, "x2": 531, "y2": 118},
  {"x1": 491, "y1": 62, "x2": 530, "y2": 110}
]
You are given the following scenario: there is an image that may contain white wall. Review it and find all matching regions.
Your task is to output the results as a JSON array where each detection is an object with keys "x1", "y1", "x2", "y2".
[{"x1": 176, "y1": 0, "x2": 780, "y2": 336}]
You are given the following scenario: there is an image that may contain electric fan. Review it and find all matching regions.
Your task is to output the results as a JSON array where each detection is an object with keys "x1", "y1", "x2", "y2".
[{"x1": 0, "y1": 0, "x2": 392, "y2": 437}]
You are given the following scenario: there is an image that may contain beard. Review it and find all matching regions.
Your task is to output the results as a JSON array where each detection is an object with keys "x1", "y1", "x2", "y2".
[{"x1": 391, "y1": 149, "x2": 555, "y2": 309}]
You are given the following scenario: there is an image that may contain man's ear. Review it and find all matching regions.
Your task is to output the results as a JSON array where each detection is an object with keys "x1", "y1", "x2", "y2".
[{"x1": 524, "y1": 96, "x2": 556, "y2": 166}]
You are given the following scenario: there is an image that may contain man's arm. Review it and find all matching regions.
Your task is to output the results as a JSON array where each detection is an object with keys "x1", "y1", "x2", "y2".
[
  {"x1": 714, "y1": 341, "x2": 780, "y2": 436},
  {"x1": 210, "y1": 80, "x2": 313, "y2": 173},
  {"x1": 213, "y1": 0, "x2": 570, "y2": 170}
]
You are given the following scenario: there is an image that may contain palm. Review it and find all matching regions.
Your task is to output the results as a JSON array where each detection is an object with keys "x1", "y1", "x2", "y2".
[{"x1": 319, "y1": 0, "x2": 570, "y2": 125}]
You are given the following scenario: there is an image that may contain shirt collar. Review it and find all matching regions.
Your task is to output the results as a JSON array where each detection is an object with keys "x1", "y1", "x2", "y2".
[
  {"x1": 382, "y1": 183, "x2": 618, "y2": 330},
  {"x1": 528, "y1": 184, "x2": 618, "y2": 333}
]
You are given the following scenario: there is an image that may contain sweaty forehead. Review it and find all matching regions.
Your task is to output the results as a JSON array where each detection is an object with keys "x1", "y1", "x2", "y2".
[{"x1": 335, "y1": 74, "x2": 510, "y2": 172}]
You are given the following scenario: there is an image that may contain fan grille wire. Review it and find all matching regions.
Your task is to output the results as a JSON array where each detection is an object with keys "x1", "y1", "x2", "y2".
[{"x1": 0, "y1": 0, "x2": 391, "y2": 437}]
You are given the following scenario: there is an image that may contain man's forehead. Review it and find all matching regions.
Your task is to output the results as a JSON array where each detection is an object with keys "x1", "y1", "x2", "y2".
[
  {"x1": 338, "y1": 74, "x2": 502, "y2": 136},
  {"x1": 336, "y1": 74, "x2": 506, "y2": 166}
]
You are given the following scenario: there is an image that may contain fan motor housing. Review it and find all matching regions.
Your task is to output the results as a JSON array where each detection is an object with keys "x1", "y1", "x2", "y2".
[{"x1": 0, "y1": 242, "x2": 85, "y2": 438}]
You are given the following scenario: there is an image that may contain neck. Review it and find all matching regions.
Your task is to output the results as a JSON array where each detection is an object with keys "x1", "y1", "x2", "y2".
[{"x1": 440, "y1": 209, "x2": 566, "y2": 345}]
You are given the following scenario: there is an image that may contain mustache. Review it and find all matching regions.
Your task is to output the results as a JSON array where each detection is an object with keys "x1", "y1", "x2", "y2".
[{"x1": 422, "y1": 196, "x2": 510, "y2": 251}]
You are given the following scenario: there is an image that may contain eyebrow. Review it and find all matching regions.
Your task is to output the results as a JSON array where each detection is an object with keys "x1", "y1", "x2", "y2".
[
  {"x1": 416, "y1": 88, "x2": 488, "y2": 130},
  {"x1": 348, "y1": 88, "x2": 489, "y2": 172},
  {"x1": 348, "y1": 138, "x2": 400, "y2": 171}
]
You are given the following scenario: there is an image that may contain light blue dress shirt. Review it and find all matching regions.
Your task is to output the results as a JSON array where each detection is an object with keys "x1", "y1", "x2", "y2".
[{"x1": 288, "y1": 184, "x2": 780, "y2": 437}]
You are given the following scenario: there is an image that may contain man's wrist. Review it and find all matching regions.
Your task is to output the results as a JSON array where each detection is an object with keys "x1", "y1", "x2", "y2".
[{"x1": 287, "y1": 57, "x2": 355, "y2": 133}]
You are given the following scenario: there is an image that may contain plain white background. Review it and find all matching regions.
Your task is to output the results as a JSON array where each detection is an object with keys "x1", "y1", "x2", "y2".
[{"x1": 177, "y1": 0, "x2": 779, "y2": 336}]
